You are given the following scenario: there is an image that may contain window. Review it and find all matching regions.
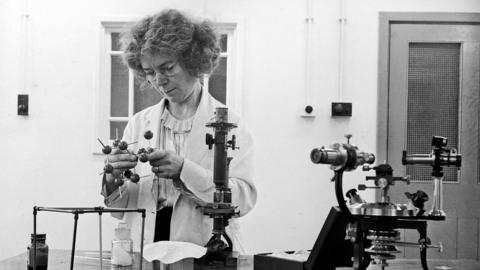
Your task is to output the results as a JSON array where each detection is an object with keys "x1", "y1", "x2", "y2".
[
  {"x1": 206, "y1": 33, "x2": 229, "y2": 104},
  {"x1": 96, "y1": 21, "x2": 239, "y2": 148}
]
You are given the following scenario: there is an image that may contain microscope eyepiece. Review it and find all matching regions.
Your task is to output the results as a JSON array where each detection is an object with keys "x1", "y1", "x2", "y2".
[
  {"x1": 310, "y1": 143, "x2": 375, "y2": 171},
  {"x1": 310, "y1": 147, "x2": 345, "y2": 165}
]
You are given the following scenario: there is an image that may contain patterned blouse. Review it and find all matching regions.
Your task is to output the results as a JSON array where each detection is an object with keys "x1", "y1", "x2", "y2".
[{"x1": 153, "y1": 105, "x2": 206, "y2": 210}]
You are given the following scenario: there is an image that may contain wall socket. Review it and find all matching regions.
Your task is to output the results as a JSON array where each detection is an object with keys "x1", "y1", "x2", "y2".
[
  {"x1": 18, "y1": 94, "x2": 29, "y2": 116},
  {"x1": 331, "y1": 102, "x2": 352, "y2": 116},
  {"x1": 300, "y1": 104, "x2": 316, "y2": 117}
]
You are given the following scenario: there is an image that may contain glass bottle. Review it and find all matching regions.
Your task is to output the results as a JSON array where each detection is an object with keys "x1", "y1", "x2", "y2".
[
  {"x1": 27, "y1": 233, "x2": 49, "y2": 270},
  {"x1": 111, "y1": 222, "x2": 133, "y2": 266}
]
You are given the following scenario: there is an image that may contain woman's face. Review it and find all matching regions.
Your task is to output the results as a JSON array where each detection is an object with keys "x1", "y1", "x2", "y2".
[{"x1": 140, "y1": 54, "x2": 200, "y2": 104}]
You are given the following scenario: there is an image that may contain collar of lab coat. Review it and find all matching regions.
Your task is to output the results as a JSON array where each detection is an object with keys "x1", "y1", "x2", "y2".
[{"x1": 139, "y1": 88, "x2": 221, "y2": 163}]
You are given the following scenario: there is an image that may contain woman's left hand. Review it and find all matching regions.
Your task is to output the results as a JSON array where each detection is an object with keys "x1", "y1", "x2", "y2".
[{"x1": 148, "y1": 150, "x2": 184, "y2": 179}]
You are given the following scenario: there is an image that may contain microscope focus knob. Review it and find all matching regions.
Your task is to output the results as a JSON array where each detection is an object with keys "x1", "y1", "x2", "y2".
[
  {"x1": 227, "y1": 135, "x2": 238, "y2": 150},
  {"x1": 206, "y1": 133, "x2": 214, "y2": 149}
]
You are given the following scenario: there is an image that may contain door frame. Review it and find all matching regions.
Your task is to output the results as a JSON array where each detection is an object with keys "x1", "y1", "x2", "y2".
[{"x1": 376, "y1": 12, "x2": 480, "y2": 163}]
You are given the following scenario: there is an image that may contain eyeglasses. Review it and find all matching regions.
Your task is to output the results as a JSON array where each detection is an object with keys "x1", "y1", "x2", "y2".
[{"x1": 144, "y1": 61, "x2": 180, "y2": 79}]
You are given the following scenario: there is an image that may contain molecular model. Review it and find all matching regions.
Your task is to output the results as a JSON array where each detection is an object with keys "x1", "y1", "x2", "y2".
[{"x1": 97, "y1": 130, "x2": 156, "y2": 188}]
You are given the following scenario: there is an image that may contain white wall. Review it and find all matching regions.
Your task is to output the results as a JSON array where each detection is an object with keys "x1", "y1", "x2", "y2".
[{"x1": 1, "y1": 0, "x2": 479, "y2": 260}]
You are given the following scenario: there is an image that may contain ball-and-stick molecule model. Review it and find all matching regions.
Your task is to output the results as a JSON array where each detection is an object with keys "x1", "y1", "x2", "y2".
[{"x1": 97, "y1": 130, "x2": 156, "y2": 188}]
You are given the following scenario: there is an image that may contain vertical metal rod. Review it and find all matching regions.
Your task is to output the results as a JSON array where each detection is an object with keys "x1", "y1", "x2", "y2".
[
  {"x1": 418, "y1": 225, "x2": 429, "y2": 270},
  {"x1": 33, "y1": 206, "x2": 37, "y2": 270},
  {"x1": 140, "y1": 211, "x2": 146, "y2": 270},
  {"x1": 99, "y1": 212, "x2": 103, "y2": 270},
  {"x1": 70, "y1": 212, "x2": 79, "y2": 270},
  {"x1": 429, "y1": 176, "x2": 445, "y2": 216}
]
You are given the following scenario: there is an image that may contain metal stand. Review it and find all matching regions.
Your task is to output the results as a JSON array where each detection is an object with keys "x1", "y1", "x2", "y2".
[
  {"x1": 311, "y1": 135, "x2": 456, "y2": 270},
  {"x1": 32, "y1": 206, "x2": 146, "y2": 270},
  {"x1": 351, "y1": 215, "x2": 443, "y2": 270},
  {"x1": 334, "y1": 170, "x2": 443, "y2": 270}
]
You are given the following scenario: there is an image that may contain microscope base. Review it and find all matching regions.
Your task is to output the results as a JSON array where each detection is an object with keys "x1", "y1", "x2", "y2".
[{"x1": 194, "y1": 251, "x2": 238, "y2": 270}]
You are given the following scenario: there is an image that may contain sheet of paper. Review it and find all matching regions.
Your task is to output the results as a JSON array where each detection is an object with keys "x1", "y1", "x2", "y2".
[{"x1": 143, "y1": 241, "x2": 207, "y2": 264}]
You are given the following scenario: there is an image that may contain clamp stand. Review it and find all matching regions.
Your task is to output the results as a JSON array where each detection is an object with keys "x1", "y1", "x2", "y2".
[{"x1": 32, "y1": 206, "x2": 146, "y2": 270}]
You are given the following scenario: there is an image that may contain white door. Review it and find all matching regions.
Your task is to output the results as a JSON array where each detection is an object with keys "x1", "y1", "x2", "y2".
[{"x1": 380, "y1": 14, "x2": 480, "y2": 260}]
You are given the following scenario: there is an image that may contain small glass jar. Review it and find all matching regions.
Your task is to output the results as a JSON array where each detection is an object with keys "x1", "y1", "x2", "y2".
[
  {"x1": 27, "y1": 233, "x2": 49, "y2": 270},
  {"x1": 111, "y1": 223, "x2": 133, "y2": 266},
  {"x1": 111, "y1": 239, "x2": 133, "y2": 266}
]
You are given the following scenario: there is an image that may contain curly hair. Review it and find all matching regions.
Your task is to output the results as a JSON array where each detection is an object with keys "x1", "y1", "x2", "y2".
[{"x1": 120, "y1": 9, "x2": 220, "y2": 79}]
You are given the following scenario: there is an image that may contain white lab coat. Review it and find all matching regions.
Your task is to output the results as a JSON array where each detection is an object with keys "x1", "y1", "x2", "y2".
[{"x1": 103, "y1": 90, "x2": 256, "y2": 253}]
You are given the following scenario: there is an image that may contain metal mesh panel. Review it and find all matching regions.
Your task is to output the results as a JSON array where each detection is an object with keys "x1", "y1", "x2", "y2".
[{"x1": 406, "y1": 43, "x2": 460, "y2": 182}]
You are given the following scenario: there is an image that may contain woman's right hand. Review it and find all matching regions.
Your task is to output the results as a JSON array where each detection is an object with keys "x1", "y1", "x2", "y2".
[{"x1": 104, "y1": 148, "x2": 138, "y2": 191}]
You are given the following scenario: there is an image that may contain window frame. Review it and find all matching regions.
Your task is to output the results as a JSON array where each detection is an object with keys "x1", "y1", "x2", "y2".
[
  {"x1": 94, "y1": 19, "x2": 135, "y2": 154},
  {"x1": 205, "y1": 22, "x2": 241, "y2": 111}
]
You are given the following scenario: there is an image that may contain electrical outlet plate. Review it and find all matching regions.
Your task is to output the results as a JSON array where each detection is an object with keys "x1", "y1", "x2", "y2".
[
  {"x1": 300, "y1": 104, "x2": 316, "y2": 117},
  {"x1": 331, "y1": 102, "x2": 352, "y2": 117},
  {"x1": 18, "y1": 94, "x2": 29, "y2": 115}
]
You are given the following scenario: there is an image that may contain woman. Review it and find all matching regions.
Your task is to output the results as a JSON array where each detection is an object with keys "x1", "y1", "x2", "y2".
[{"x1": 101, "y1": 9, "x2": 256, "y2": 253}]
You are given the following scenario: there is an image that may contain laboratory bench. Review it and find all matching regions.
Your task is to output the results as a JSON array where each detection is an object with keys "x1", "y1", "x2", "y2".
[
  {"x1": 1, "y1": 249, "x2": 480, "y2": 270},
  {"x1": 0, "y1": 249, "x2": 253, "y2": 270}
]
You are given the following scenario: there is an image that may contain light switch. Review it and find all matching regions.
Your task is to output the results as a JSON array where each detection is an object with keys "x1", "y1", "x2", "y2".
[{"x1": 18, "y1": 94, "x2": 29, "y2": 115}]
